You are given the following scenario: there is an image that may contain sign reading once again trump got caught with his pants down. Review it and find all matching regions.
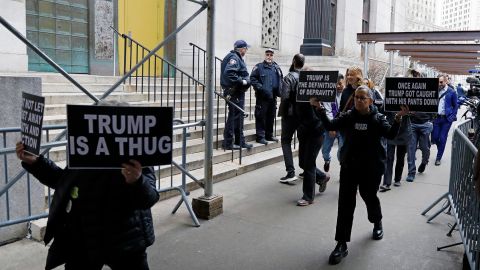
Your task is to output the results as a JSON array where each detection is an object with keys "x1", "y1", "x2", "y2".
[
  {"x1": 66, "y1": 105, "x2": 173, "y2": 168},
  {"x1": 384, "y1": 77, "x2": 439, "y2": 112}
]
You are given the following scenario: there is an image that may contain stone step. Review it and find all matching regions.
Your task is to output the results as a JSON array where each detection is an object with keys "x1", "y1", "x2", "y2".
[
  {"x1": 157, "y1": 146, "x2": 297, "y2": 201},
  {"x1": 42, "y1": 103, "x2": 259, "y2": 126},
  {"x1": 43, "y1": 96, "x2": 258, "y2": 116},
  {"x1": 41, "y1": 82, "x2": 221, "y2": 93},
  {"x1": 42, "y1": 91, "x2": 150, "y2": 104}
]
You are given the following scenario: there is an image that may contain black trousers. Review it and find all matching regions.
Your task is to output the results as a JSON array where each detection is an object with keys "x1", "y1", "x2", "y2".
[
  {"x1": 335, "y1": 164, "x2": 383, "y2": 242},
  {"x1": 255, "y1": 98, "x2": 277, "y2": 140},
  {"x1": 297, "y1": 126, "x2": 325, "y2": 202},
  {"x1": 223, "y1": 98, "x2": 245, "y2": 147},
  {"x1": 281, "y1": 115, "x2": 299, "y2": 175},
  {"x1": 384, "y1": 144, "x2": 407, "y2": 186}
]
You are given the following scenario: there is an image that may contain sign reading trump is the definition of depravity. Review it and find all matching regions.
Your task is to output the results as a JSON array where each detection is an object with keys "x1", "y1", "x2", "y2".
[
  {"x1": 296, "y1": 71, "x2": 338, "y2": 102},
  {"x1": 384, "y1": 77, "x2": 439, "y2": 112},
  {"x1": 66, "y1": 105, "x2": 173, "y2": 168},
  {"x1": 21, "y1": 92, "x2": 45, "y2": 155}
]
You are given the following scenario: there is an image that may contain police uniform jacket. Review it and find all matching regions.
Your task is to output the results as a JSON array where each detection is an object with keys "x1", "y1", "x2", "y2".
[
  {"x1": 319, "y1": 105, "x2": 400, "y2": 175},
  {"x1": 22, "y1": 156, "x2": 159, "y2": 270},
  {"x1": 250, "y1": 61, "x2": 283, "y2": 100},
  {"x1": 220, "y1": 50, "x2": 250, "y2": 98}
]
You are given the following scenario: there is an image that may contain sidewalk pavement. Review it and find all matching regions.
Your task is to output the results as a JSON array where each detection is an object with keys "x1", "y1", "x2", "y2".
[{"x1": 0, "y1": 131, "x2": 463, "y2": 270}]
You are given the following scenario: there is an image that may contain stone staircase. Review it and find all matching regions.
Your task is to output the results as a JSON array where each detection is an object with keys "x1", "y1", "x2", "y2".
[{"x1": 31, "y1": 73, "x2": 297, "y2": 200}]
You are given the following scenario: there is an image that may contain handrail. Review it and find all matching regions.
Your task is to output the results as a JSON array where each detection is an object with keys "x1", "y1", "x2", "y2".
[
  {"x1": 0, "y1": 16, "x2": 99, "y2": 103},
  {"x1": 189, "y1": 42, "x2": 223, "y2": 62},
  {"x1": 112, "y1": 28, "x2": 247, "y2": 116},
  {"x1": 100, "y1": 3, "x2": 208, "y2": 100}
]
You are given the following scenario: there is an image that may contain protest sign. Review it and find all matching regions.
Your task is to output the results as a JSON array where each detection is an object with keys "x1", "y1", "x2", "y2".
[
  {"x1": 21, "y1": 92, "x2": 45, "y2": 155},
  {"x1": 67, "y1": 105, "x2": 173, "y2": 168},
  {"x1": 384, "y1": 77, "x2": 439, "y2": 112},
  {"x1": 296, "y1": 71, "x2": 338, "y2": 102}
]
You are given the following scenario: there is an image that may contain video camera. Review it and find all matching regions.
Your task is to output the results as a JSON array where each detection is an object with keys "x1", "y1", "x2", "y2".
[{"x1": 466, "y1": 76, "x2": 480, "y2": 97}]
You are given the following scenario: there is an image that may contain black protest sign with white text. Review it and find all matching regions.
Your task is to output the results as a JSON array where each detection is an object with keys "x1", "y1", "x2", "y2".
[
  {"x1": 67, "y1": 105, "x2": 173, "y2": 168},
  {"x1": 296, "y1": 71, "x2": 338, "y2": 102},
  {"x1": 384, "y1": 77, "x2": 439, "y2": 112},
  {"x1": 21, "y1": 92, "x2": 45, "y2": 155}
]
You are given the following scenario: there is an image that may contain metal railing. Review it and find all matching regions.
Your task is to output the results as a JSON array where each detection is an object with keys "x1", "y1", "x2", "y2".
[
  {"x1": 422, "y1": 119, "x2": 480, "y2": 269},
  {"x1": 0, "y1": 120, "x2": 206, "y2": 228}
]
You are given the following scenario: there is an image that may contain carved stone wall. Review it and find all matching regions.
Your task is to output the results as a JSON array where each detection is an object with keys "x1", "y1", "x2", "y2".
[{"x1": 261, "y1": 0, "x2": 280, "y2": 49}]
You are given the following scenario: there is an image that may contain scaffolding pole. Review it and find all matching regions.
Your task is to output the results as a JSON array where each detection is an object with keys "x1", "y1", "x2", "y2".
[{"x1": 204, "y1": 0, "x2": 215, "y2": 198}]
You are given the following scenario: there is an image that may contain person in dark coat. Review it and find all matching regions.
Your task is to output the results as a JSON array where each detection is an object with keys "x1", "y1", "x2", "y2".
[
  {"x1": 295, "y1": 67, "x2": 329, "y2": 206},
  {"x1": 221, "y1": 40, "x2": 253, "y2": 150},
  {"x1": 311, "y1": 85, "x2": 408, "y2": 265},
  {"x1": 250, "y1": 48, "x2": 283, "y2": 144},
  {"x1": 278, "y1": 53, "x2": 304, "y2": 183},
  {"x1": 16, "y1": 142, "x2": 159, "y2": 270}
]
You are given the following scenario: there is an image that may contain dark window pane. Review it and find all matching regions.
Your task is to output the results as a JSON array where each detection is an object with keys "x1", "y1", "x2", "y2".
[
  {"x1": 39, "y1": 32, "x2": 55, "y2": 48},
  {"x1": 56, "y1": 34, "x2": 71, "y2": 49},
  {"x1": 39, "y1": 17, "x2": 55, "y2": 32},
  {"x1": 56, "y1": 19, "x2": 72, "y2": 34}
]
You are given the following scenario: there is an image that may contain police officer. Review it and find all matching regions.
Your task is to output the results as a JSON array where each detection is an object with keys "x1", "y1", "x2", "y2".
[
  {"x1": 221, "y1": 40, "x2": 253, "y2": 150},
  {"x1": 250, "y1": 48, "x2": 283, "y2": 145}
]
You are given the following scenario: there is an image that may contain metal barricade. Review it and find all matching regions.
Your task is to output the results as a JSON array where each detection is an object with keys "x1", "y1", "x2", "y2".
[
  {"x1": 422, "y1": 119, "x2": 480, "y2": 269},
  {"x1": 0, "y1": 120, "x2": 205, "y2": 231}
]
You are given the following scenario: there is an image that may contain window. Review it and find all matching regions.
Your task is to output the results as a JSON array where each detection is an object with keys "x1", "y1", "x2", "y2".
[{"x1": 261, "y1": 0, "x2": 281, "y2": 49}]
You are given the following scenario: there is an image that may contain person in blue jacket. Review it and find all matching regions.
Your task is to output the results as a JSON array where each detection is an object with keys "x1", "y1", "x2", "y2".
[
  {"x1": 220, "y1": 40, "x2": 253, "y2": 150},
  {"x1": 431, "y1": 74, "x2": 458, "y2": 165},
  {"x1": 250, "y1": 48, "x2": 283, "y2": 145}
]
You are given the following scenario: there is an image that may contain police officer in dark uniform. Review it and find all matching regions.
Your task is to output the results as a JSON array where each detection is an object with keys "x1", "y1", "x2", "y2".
[
  {"x1": 221, "y1": 40, "x2": 253, "y2": 150},
  {"x1": 250, "y1": 48, "x2": 283, "y2": 145}
]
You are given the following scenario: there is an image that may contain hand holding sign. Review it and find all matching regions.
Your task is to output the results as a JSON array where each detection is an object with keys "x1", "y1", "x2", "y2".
[
  {"x1": 121, "y1": 159, "x2": 143, "y2": 184},
  {"x1": 15, "y1": 141, "x2": 39, "y2": 165}
]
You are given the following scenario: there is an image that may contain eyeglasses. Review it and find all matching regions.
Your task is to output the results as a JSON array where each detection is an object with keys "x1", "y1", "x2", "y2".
[
  {"x1": 354, "y1": 96, "x2": 369, "y2": 101},
  {"x1": 439, "y1": 80, "x2": 445, "y2": 83}
]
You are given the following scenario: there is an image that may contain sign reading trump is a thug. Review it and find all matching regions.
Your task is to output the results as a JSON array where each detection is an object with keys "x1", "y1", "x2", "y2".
[
  {"x1": 296, "y1": 71, "x2": 338, "y2": 102},
  {"x1": 384, "y1": 77, "x2": 439, "y2": 112},
  {"x1": 66, "y1": 105, "x2": 173, "y2": 168}
]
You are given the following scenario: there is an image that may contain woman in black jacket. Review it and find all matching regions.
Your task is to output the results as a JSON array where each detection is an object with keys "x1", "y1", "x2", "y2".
[
  {"x1": 16, "y1": 142, "x2": 159, "y2": 270},
  {"x1": 311, "y1": 85, "x2": 408, "y2": 265}
]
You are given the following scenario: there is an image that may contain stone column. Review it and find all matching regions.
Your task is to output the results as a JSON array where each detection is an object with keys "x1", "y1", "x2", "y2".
[{"x1": 300, "y1": 0, "x2": 334, "y2": 56}]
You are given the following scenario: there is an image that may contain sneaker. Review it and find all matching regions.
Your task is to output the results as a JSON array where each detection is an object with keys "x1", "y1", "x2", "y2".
[
  {"x1": 224, "y1": 144, "x2": 240, "y2": 150},
  {"x1": 393, "y1": 181, "x2": 401, "y2": 187},
  {"x1": 256, "y1": 138, "x2": 268, "y2": 145},
  {"x1": 279, "y1": 173, "x2": 297, "y2": 183},
  {"x1": 379, "y1": 185, "x2": 391, "y2": 192},
  {"x1": 324, "y1": 161, "x2": 330, "y2": 172},
  {"x1": 296, "y1": 199, "x2": 313, "y2": 206},
  {"x1": 406, "y1": 175, "x2": 415, "y2": 182},
  {"x1": 435, "y1": 160, "x2": 441, "y2": 166},
  {"x1": 318, "y1": 174, "x2": 330, "y2": 193},
  {"x1": 418, "y1": 163, "x2": 427, "y2": 173}
]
